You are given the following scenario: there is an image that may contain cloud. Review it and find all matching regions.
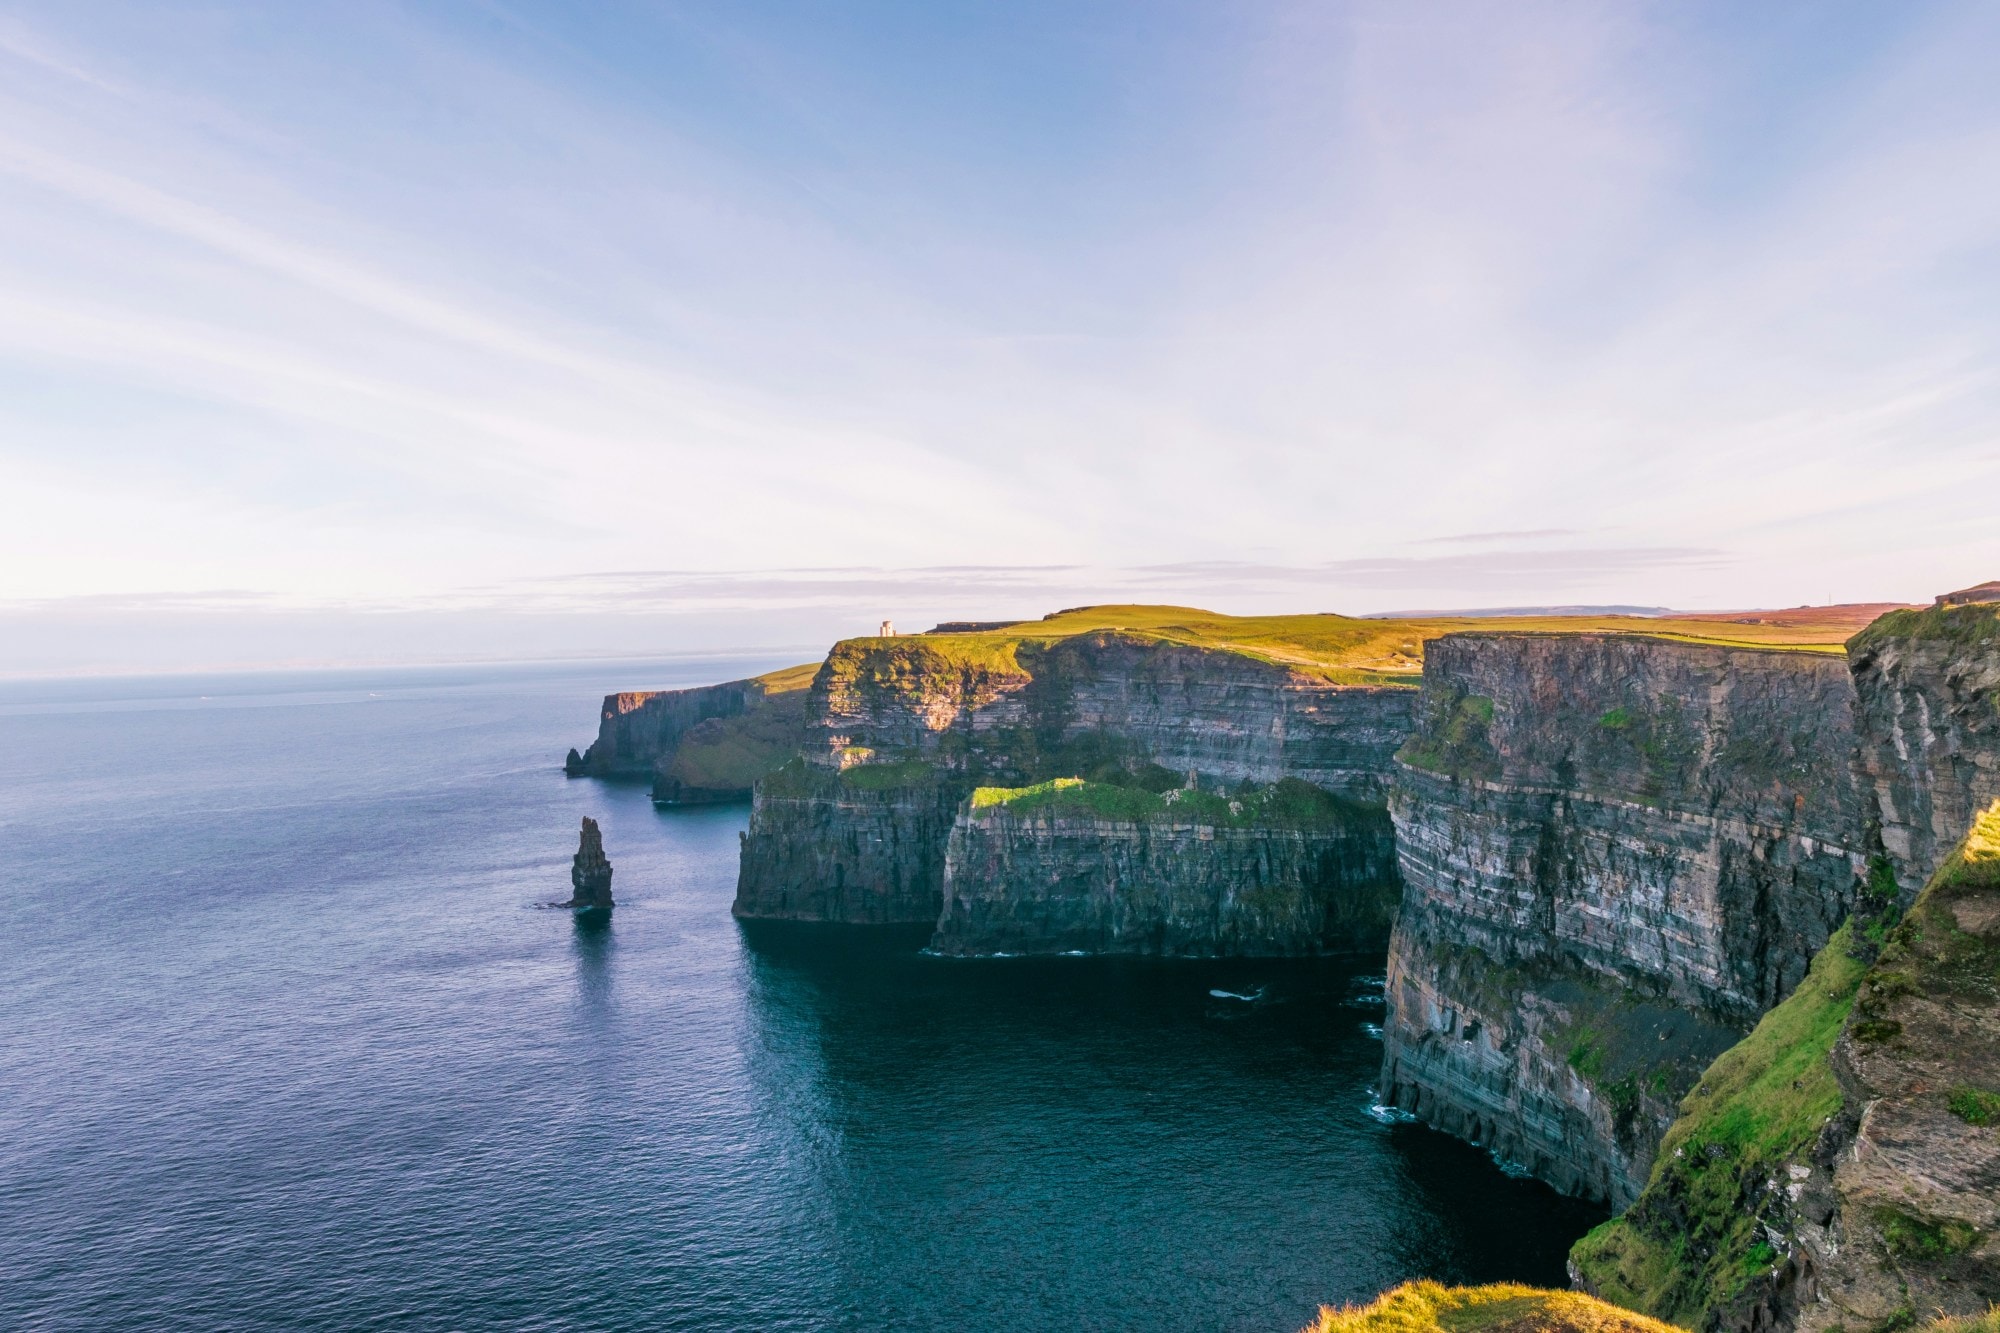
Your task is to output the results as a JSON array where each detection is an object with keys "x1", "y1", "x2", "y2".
[
  {"x1": 1409, "y1": 529, "x2": 1582, "y2": 546},
  {"x1": 0, "y1": 0, "x2": 1995, "y2": 653}
]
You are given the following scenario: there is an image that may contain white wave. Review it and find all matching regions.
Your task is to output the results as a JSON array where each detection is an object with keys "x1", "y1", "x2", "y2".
[{"x1": 1364, "y1": 1101, "x2": 1417, "y2": 1124}]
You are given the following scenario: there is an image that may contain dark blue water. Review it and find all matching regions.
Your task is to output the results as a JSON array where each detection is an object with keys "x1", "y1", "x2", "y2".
[{"x1": 0, "y1": 660, "x2": 1602, "y2": 1332}]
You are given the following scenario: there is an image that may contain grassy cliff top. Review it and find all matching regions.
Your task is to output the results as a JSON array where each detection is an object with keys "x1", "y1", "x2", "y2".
[
  {"x1": 967, "y1": 775, "x2": 1366, "y2": 828},
  {"x1": 751, "y1": 661, "x2": 821, "y2": 693},
  {"x1": 829, "y1": 604, "x2": 1895, "y2": 686},
  {"x1": 1302, "y1": 1281, "x2": 1684, "y2": 1333},
  {"x1": 1849, "y1": 600, "x2": 2000, "y2": 653}
]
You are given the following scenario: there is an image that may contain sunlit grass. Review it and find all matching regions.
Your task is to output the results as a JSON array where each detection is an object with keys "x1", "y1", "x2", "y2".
[{"x1": 1301, "y1": 1281, "x2": 1685, "y2": 1333}]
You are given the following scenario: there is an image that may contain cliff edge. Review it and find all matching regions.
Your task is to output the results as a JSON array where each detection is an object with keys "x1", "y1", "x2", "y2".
[{"x1": 1572, "y1": 799, "x2": 2000, "y2": 1333}]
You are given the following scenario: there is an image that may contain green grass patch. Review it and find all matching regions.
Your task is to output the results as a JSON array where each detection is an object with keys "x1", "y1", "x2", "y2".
[
  {"x1": 838, "y1": 759, "x2": 937, "y2": 790},
  {"x1": 1948, "y1": 1086, "x2": 2000, "y2": 1126},
  {"x1": 1399, "y1": 692, "x2": 1500, "y2": 779},
  {"x1": 1874, "y1": 1207, "x2": 1980, "y2": 1264},
  {"x1": 1568, "y1": 1031, "x2": 1607, "y2": 1080},
  {"x1": 967, "y1": 775, "x2": 1367, "y2": 829}
]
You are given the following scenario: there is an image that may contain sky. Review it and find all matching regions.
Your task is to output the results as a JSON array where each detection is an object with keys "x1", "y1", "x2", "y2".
[{"x1": 3, "y1": 0, "x2": 1998, "y2": 674}]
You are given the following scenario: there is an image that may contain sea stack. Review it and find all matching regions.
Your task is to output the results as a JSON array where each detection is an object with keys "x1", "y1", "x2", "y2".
[
  {"x1": 563, "y1": 747, "x2": 586, "y2": 777},
  {"x1": 567, "y1": 817, "x2": 614, "y2": 909}
]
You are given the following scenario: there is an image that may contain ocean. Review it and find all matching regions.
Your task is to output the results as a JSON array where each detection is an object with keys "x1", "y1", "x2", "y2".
[{"x1": 0, "y1": 659, "x2": 1602, "y2": 1332}]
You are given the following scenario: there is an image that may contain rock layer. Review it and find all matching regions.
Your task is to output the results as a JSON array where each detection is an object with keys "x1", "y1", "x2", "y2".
[
  {"x1": 1848, "y1": 603, "x2": 2000, "y2": 897},
  {"x1": 732, "y1": 762, "x2": 962, "y2": 924},
  {"x1": 931, "y1": 783, "x2": 1400, "y2": 956},
  {"x1": 1381, "y1": 634, "x2": 1864, "y2": 1205},
  {"x1": 1572, "y1": 803, "x2": 2000, "y2": 1333}
]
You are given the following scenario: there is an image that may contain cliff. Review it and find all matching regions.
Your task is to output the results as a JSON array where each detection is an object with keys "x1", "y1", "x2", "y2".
[
  {"x1": 1571, "y1": 799, "x2": 2000, "y2": 1333},
  {"x1": 732, "y1": 759, "x2": 962, "y2": 923},
  {"x1": 735, "y1": 610, "x2": 1430, "y2": 935},
  {"x1": 805, "y1": 626, "x2": 1421, "y2": 801},
  {"x1": 1380, "y1": 634, "x2": 1863, "y2": 1205},
  {"x1": 1849, "y1": 603, "x2": 2000, "y2": 898},
  {"x1": 567, "y1": 662, "x2": 816, "y2": 803},
  {"x1": 930, "y1": 777, "x2": 1400, "y2": 956}
]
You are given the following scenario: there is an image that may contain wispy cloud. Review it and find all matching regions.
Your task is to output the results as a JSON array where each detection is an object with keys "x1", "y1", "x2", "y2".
[
  {"x1": 1407, "y1": 529, "x2": 1582, "y2": 547},
  {"x1": 0, "y1": 0, "x2": 1995, "y2": 658}
]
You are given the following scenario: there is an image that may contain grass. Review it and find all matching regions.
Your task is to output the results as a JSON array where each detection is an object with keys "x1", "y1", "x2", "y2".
[
  {"x1": 752, "y1": 661, "x2": 821, "y2": 693},
  {"x1": 1569, "y1": 923, "x2": 1868, "y2": 1327},
  {"x1": 1875, "y1": 1207, "x2": 1981, "y2": 1264},
  {"x1": 1398, "y1": 692, "x2": 1500, "y2": 779},
  {"x1": 967, "y1": 775, "x2": 1368, "y2": 829},
  {"x1": 1850, "y1": 603, "x2": 2000, "y2": 654},
  {"x1": 838, "y1": 759, "x2": 938, "y2": 790},
  {"x1": 1301, "y1": 1281, "x2": 1686, "y2": 1333},
  {"x1": 817, "y1": 603, "x2": 1883, "y2": 692},
  {"x1": 1948, "y1": 1086, "x2": 2000, "y2": 1126}
]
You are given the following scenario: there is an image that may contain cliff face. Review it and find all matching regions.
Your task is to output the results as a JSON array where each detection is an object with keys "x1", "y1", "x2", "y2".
[
  {"x1": 574, "y1": 680, "x2": 762, "y2": 776},
  {"x1": 930, "y1": 779, "x2": 1400, "y2": 956},
  {"x1": 731, "y1": 761, "x2": 962, "y2": 924},
  {"x1": 568, "y1": 664, "x2": 815, "y2": 802},
  {"x1": 1794, "y1": 801, "x2": 2000, "y2": 1332},
  {"x1": 806, "y1": 631, "x2": 1417, "y2": 800},
  {"x1": 1573, "y1": 801, "x2": 2000, "y2": 1333},
  {"x1": 1849, "y1": 604, "x2": 2000, "y2": 897},
  {"x1": 735, "y1": 631, "x2": 1418, "y2": 931},
  {"x1": 1381, "y1": 634, "x2": 1863, "y2": 1205}
]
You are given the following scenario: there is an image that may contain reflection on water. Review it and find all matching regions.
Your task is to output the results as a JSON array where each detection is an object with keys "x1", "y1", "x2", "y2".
[
  {"x1": 0, "y1": 662, "x2": 1602, "y2": 1333},
  {"x1": 571, "y1": 909, "x2": 617, "y2": 1017}
]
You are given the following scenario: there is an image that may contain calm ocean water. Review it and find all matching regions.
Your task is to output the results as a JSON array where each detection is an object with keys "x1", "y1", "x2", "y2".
[{"x1": 0, "y1": 659, "x2": 1602, "y2": 1332}]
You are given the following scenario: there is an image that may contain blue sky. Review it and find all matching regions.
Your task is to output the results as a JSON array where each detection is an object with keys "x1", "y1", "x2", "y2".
[{"x1": 3, "y1": 1, "x2": 1997, "y2": 671}]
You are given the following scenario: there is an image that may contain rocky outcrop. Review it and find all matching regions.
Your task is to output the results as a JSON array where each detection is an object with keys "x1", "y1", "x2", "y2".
[
  {"x1": 567, "y1": 665, "x2": 814, "y2": 803},
  {"x1": 1381, "y1": 634, "x2": 1864, "y2": 1205},
  {"x1": 1848, "y1": 603, "x2": 2000, "y2": 898},
  {"x1": 1790, "y1": 801, "x2": 2000, "y2": 1332},
  {"x1": 734, "y1": 631, "x2": 1419, "y2": 930},
  {"x1": 930, "y1": 779, "x2": 1400, "y2": 956},
  {"x1": 731, "y1": 761, "x2": 962, "y2": 924},
  {"x1": 566, "y1": 817, "x2": 614, "y2": 909},
  {"x1": 1572, "y1": 800, "x2": 2000, "y2": 1333}
]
